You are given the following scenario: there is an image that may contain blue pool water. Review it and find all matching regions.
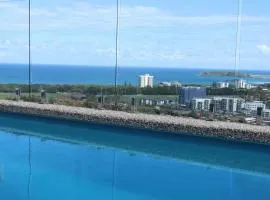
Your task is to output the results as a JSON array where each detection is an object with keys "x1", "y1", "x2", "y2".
[{"x1": 0, "y1": 113, "x2": 270, "y2": 200}]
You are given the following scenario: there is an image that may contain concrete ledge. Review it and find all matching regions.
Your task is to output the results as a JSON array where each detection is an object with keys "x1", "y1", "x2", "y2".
[{"x1": 0, "y1": 100, "x2": 270, "y2": 145}]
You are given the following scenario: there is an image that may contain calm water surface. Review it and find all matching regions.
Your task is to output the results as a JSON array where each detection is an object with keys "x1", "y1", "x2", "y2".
[
  {"x1": 1, "y1": 64, "x2": 270, "y2": 85},
  {"x1": 0, "y1": 113, "x2": 270, "y2": 200}
]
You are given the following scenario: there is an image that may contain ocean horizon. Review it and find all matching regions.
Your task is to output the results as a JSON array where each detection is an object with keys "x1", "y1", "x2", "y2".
[{"x1": 1, "y1": 63, "x2": 270, "y2": 85}]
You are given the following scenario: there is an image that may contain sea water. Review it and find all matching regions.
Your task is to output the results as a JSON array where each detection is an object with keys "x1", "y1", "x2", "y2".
[{"x1": 1, "y1": 63, "x2": 270, "y2": 85}]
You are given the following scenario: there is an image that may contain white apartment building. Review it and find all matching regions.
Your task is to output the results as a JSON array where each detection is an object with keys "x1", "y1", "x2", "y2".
[
  {"x1": 171, "y1": 81, "x2": 181, "y2": 87},
  {"x1": 139, "y1": 74, "x2": 154, "y2": 88},
  {"x1": 245, "y1": 109, "x2": 270, "y2": 121},
  {"x1": 215, "y1": 79, "x2": 255, "y2": 89},
  {"x1": 216, "y1": 82, "x2": 229, "y2": 88},
  {"x1": 245, "y1": 83, "x2": 254, "y2": 89},
  {"x1": 212, "y1": 97, "x2": 244, "y2": 113},
  {"x1": 230, "y1": 79, "x2": 247, "y2": 89},
  {"x1": 263, "y1": 109, "x2": 270, "y2": 120},
  {"x1": 243, "y1": 101, "x2": 266, "y2": 111},
  {"x1": 191, "y1": 98, "x2": 212, "y2": 111},
  {"x1": 192, "y1": 96, "x2": 244, "y2": 113}
]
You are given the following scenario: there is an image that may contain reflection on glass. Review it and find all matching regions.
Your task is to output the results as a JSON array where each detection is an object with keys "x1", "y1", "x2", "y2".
[
  {"x1": 0, "y1": 0, "x2": 269, "y2": 126},
  {"x1": 0, "y1": 0, "x2": 28, "y2": 100},
  {"x1": 1, "y1": 1, "x2": 270, "y2": 199}
]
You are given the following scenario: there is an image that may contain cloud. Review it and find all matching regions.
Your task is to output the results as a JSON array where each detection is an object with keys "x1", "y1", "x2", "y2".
[
  {"x1": 0, "y1": 51, "x2": 6, "y2": 58},
  {"x1": 0, "y1": 1, "x2": 269, "y2": 32},
  {"x1": 0, "y1": 39, "x2": 10, "y2": 49},
  {"x1": 0, "y1": 0, "x2": 269, "y2": 68},
  {"x1": 257, "y1": 44, "x2": 270, "y2": 55}
]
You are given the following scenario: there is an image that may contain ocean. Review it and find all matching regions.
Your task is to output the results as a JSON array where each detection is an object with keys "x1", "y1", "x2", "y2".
[{"x1": 0, "y1": 64, "x2": 269, "y2": 85}]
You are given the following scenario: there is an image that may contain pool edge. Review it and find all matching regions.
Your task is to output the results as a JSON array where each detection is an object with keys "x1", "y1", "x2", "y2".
[{"x1": 0, "y1": 100, "x2": 270, "y2": 145}]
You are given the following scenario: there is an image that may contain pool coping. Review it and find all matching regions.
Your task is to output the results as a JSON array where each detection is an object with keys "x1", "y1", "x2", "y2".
[{"x1": 0, "y1": 100, "x2": 270, "y2": 145}]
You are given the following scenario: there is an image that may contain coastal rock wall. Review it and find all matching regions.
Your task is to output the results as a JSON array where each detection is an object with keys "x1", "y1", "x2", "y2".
[{"x1": 0, "y1": 100, "x2": 270, "y2": 145}]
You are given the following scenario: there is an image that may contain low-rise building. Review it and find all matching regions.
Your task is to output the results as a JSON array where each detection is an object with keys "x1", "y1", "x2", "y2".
[
  {"x1": 191, "y1": 96, "x2": 244, "y2": 113},
  {"x1": 263, "y1": 109, "x2": 270, "y2": 120},
  {"x1": 243, "y1": 101, "x2": 266, "y2": 111},
  {"x1": 244, "y1": 108, "x2": 270, "y2": 121},
  {"x1": 245, "y1": 83, "x2": 256, "y2": 89},
  {"x1": 230, "y1": 79, "x2": 247, "y2": 89},
  {"x1": 216, "y1": 82, "x2": 230, "y2": 88},
  {"x1": 159, "y1": 82, "x2": 171, "y2": 87},
  {"x1": 159, "y1": 81, "x2": 181, "y2": 87},
  {"x1": 229, "y1": 79, "x2": 255, "y2": 89},
  {"x1": 139, "y1": 99, "x2": 174, "y2": 106},
  {"x1": 191, "y1": 98, "x2": 212, "y2": 111},
  {"x1": 171, "y1": 81, "x2": 181, "y2": 87},
  {"x1": 214, "y1": 79, "x2": 256, "y2": 89},
  {"x1": 211, "y1": 97, "x2": 244, "y2": 113}
]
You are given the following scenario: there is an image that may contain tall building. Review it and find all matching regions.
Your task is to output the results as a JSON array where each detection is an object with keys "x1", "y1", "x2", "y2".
[
  {"x1": 139, "y1": 74, "x2": 154, "y2": 88},
  {"x1": 179, "y1": 87, "x2": 206, "y2": 105}
]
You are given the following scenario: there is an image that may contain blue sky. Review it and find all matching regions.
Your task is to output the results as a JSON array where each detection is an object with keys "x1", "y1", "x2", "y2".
[{"x1": 0, "y1": 0, "x2": 270, "y2": 69}]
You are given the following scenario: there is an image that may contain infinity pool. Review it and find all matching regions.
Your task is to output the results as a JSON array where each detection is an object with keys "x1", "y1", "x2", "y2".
[{"x1": 0, "y1": 113, "x2": 270, "y2": 200}]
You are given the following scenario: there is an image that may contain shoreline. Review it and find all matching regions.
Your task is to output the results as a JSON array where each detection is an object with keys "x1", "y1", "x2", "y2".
[{"x1": 0, "y1": 100, "x2": 270, "y2": 145}]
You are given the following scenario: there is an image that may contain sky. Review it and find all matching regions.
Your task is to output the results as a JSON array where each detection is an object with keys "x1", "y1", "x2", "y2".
[{"x1": 0, "y1": 0, "x2": 270, "y2": 69}]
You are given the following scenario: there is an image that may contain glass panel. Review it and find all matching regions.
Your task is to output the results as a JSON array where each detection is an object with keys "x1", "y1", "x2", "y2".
[
  {"x1": 28, "y1": 0, "x2": 116, "y2": 106},
  {"x1": 0, "y1": 0, "x2": 29, "y2": 99},
  {"x1": 239, "y1": 0, "x2": 270, "y2": 124},
  {"x1": 118, "y1": 0, "x2": 239, "y2": 118},
  {"x1": 0, "y1": 0, "x2": 269, "y2": 127}
]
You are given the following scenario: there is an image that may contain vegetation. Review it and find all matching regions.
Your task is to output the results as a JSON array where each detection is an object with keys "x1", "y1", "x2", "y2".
[
  {"x1": 0, "y1": 83, "x2": 268, "y2": 125},
  {"x1": 1, "y1": 84, "x2": 267, "y2": 102},
  {"x1": 207, "y1": 88, "x2": 247, "y2": 96},
  {"x1": 207, "y1": 87, "x2": 270, "y2": 102},
  {"x1": 0, "y1": 84, "x2": 179, "y2": 96}
]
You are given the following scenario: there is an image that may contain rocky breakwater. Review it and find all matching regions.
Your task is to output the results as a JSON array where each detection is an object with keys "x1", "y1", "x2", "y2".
[{"x1": 0, "y1": 100, "x2": 270, "y2": 145}]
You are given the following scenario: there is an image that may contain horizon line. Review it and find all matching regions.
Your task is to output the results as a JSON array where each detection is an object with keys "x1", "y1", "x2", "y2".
[{"x1": 0, "y1": 63, "x2": 269, "y2": 71}]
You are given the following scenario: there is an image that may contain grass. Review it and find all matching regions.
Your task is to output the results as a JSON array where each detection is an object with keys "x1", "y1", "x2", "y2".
[
  {"x1": 0, "y1": 92, "x2": 178, "y2": 104},
  {"x1": 0, "y1": 93, "x2": 12, "y2": 99},
  {"x1": 0, "y1": 92, "x2": 60, "y2": 100}
]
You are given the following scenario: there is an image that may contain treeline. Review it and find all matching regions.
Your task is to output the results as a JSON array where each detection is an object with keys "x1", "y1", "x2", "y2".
[
  {"x1": 1, "y1": 84, "x2": 263, "y2": 98},
  {"x1": 0, "y1": 84, "x2": 179, "y2": 95},
  {"x1": 207, "y1": 87, "x2": 269, "y2": 101},
  {"x1": 206, "y1": 88, "x2": 248, "y2": 96}
]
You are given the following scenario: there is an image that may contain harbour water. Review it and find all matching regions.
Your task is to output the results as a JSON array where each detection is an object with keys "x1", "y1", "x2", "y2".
[
  {"x1": 0, "y1": 113, "x2": 270, "y2": 200},
  {"x1": 1, "y1": 64, "x2": 270, "y2": 85}
]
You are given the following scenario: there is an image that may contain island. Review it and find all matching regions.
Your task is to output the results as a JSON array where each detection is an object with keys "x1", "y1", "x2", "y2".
[{"x1": 199, "y1": 71, "x2": 270, "y2": 80}]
